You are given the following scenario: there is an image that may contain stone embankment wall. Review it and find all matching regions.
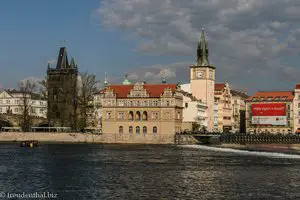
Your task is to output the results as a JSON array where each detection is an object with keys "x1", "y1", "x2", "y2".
[{"x1": 0, "y1": 132, "x2": 175, "y2": 144}]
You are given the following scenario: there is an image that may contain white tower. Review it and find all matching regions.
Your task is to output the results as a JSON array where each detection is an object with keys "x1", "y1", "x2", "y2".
[{"x1": 190, "y1": 28, "x2": 215, "y2": 132}]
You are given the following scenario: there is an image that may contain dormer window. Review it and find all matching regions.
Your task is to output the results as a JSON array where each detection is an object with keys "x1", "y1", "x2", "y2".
[
  {"x1": 274, "y1": 96, "x2": 280, "y2": 101},
  {"x1": 267, "y1": 97, "x2": 273, "y2": 101},
  {"x1": 259, "y1": 97, "x2": 265, "y2": 101},
  {"x1": 252, "y1": 97, "x2": 257, "y2": 101},
  {"x1": 282, "y1": 96, "x2": 287, "y2": 100}
]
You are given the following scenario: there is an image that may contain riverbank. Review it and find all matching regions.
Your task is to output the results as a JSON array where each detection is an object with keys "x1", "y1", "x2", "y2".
[
  {"x1": 215, "y1": 143, "x2": 300, "y2": 154},
  {"x1": 0, "y1": 132, "x2": 175, "y2": 144}
]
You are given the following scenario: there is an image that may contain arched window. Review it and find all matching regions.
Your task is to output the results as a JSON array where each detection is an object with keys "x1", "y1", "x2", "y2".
[
  {"x1": 142, "y1": 111, "x2": 148, "y2": 121},
  {"x1": 135, "y1": 111, "x2": 141, "y2": 121},
  {"x1": 143, "y1": 126, "x2": 147, "y2": 135},
  {"x1": 129, "y1": 126, "x2": 133, "y2": 134},
  {"x1": 136, "y1": 126, "x2": 140, "y2": 134},
  {"x1": 119, "y1": 126, "x2": 123, "y2": 134},
  {"x1": 153, "y1": 126, "x2": 157, "y2": 135},
  {"x1": 129, "y1": 111, "x2": 134, "y2": 121}
]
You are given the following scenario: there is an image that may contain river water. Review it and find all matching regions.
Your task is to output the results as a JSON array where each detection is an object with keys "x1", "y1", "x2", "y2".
[{"x1": 0, "y1": 144, "x2": 299, "y2": 200}]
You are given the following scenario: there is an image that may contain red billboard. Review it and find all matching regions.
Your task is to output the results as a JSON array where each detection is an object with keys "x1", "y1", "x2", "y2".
[
  {"x1": 252, "y1": 103, "x2": 286, "y2": 116},
  {"x1": 251, "y1": 103, "x2": 287, "y2": 125}
]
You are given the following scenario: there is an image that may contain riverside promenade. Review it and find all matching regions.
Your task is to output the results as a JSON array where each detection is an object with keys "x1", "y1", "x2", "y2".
[{"x1": 0, "y1": 132, "x2": 175, "y2": 144}]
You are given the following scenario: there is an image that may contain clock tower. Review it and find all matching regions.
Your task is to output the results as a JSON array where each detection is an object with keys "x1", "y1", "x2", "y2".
[{"x1": 190, "y1": 28, "x2": 215, "y2": 132}]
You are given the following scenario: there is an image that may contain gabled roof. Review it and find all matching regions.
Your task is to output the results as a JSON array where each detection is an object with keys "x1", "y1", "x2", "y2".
[
  {"x1": 296, "y1": 84, "x2": 300, "y2": 89},
  {"x1": 102, "y1": 84, "x2": 177, "y2": 98},
  {"x1": 231, "y1": 89, "x2": 248, "y2": 99},
  {"x1": 246, "y1": 91, "x2": 294, "y2": 101},
  {"x1": 215, "y1": 83, "x2": 226, "y2": 91}
]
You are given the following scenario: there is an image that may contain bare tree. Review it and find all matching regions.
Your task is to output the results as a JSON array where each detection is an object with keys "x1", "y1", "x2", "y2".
[
  {"x1": 38, "y1": 76, "x2": 48, "y2": 100},
  {"x1": 77, "y1": 72, "x2": 99, "y2": 130},
  {"x1": 18, "y1": 80, "x2": 37, "y2": 132}
]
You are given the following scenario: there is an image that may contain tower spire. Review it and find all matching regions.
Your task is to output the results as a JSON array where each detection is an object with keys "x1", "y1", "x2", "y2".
[
  {"x1": 104, "y1": 72, "x2": 109, "y2": 88},
  {"x1": 196, "y1": 27, "x2": 209, "y2": 66}
]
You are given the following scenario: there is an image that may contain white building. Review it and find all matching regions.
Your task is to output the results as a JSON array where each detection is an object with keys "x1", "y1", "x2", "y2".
[
  {"x1": 180, "y1": 90, "x2": 208, "y2": 131},
  {"x1": 0, "y1": 90, "x2": 47, "y2": 118}
]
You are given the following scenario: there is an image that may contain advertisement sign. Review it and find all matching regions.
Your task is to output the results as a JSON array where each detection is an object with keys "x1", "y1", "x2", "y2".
[{"x1": 251, "y1": 103, "x2": 287, "y2": 125}]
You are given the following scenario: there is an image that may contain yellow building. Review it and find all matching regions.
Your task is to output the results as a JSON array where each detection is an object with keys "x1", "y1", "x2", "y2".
[
  {"x1": 101, "y1": 82, "x2": 183, "y2": 141},
  {"x1": 214, "y1": 83, "x2": 233, "y2": 132}
]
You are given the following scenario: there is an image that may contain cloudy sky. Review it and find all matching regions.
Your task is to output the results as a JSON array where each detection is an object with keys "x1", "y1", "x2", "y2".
[{"x1": 1, "y1": 0, "x2": 300, "y2": 94}]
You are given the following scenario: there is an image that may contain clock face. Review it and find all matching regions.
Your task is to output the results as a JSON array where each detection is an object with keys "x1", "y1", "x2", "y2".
[{"x1": 196, "y1": 71, "x2": 203, "y2": 79}]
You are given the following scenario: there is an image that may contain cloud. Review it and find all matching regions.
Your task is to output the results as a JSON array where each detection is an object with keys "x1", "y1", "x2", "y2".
[{"x1": 96, "y1": 0, "x2": 300, "y2": 93}]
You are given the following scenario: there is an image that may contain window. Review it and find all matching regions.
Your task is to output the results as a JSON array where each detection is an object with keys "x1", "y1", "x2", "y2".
[
  {"x1": 135, "y1": 111, "x2": 141, "y2": 120},
  {"x1": 153, "y1": 126, "x2": 157, "y2": 135},
  {"x1": 40, "y1": 109, "x2": 44, "y2": 114},
  {"x1": 0, "y1": 100, "x2": 2, "y2": 104},
  {"x1": 6, "y1": 100, "x2": 10, "y2": 104},
  {"x1": 267, "y1": 97, "x2": 272, "y2": 101},
  {"x1": 119, "y1": 126, "x2": 123, "y2": 134},
  {"x1": 106, "y1": 112, "x2": 111, "y2": 119},
  {"x1": 298, "y1": 119, "x2": 300, "y2": 124},
  {"x1": 142, "y1": 111, "x2": 148, "y2": 120},
  {"x1": 14, "y1": 108, "x2": 19, "y2": 113},
  {"x1": 252, "y1": 97, "x2": 257, "y2": 101},
  {"x1": 287, "y1": 105, "x2": 290, "y2": 110},
  {"x1": 137, "y1": 101, "x2": 140, "y2": 106},
  {"x1": 282, "y1": 96, "x2": 287, "y2": 100},
  {"x1": 119, "y1": 101, "x2": 124, "y2": 106},
  {"x1": 298, "y1": 103, "x2": 300, "y2": 108},
  {"x1": 118, "y1": 112, "x2": 124, "y2": 119},
  {"x1": 136, "y1": 126, "x2": 140, "y2": 134},
  {"x1": 298, "y1": 95, "x2": 300, "y2": 100},
  {"x1": 177, "y1": 111, "x2": 181, "y2": 119},
  {"x1": 143, "y1": 126, "x2": 147, "y2": 135},
  {"x1": 185, "y1": 103, "x2": 188, "y2": 108},
  {"x1": 234, "y1": 100, "x2": 237, "y2": 104},
  {"x1": 129, "y1": 111, "x2": 134, "y2": 121},
  {"x1": 0, "y1": 108, "x2": 2, "y2": 113},
  {"x1": 129, "y1": 126, "x2": 133, "y2": 134},
  {"x1": 144, "y1": 101, "x2": 147, "y2": 106},
  {"x1": 274, "y1": 96, "x2": 280, "y2": 101},
  {"x1": 166, "y1": 101, "x2": 170, "y2": 106},
  {"x1": 152, "y1": 112, "x2": 159, "y2": 120}
]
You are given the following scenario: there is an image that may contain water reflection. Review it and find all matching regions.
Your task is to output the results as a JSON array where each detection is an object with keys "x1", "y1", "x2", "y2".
[{"x1": 0, "y1": 144, "x2": 299, "y2": 199}]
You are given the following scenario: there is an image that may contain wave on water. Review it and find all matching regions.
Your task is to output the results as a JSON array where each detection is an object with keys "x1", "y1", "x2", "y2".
[{"x1": 181, "y1": 145, "x2": 300, "y2": 159}]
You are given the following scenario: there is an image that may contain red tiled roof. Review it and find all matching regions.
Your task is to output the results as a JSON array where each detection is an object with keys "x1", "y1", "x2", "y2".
[
  {"x1": 215, "y1": 83, "x2": 226, "y2": 91},
  {"x1": 245, "y1": 91, "x2": 294, "y2": 101},
  {"x1": 103, "y1": 84, "x2": 177, "y2": 98},
  {"x1": 296, "y1": 84, "x2": 300, "y2": 89}
]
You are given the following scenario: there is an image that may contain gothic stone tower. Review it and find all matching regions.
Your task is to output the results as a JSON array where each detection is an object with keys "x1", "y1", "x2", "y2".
[
  {"x1": 47, "y1": 47, "x2": 78, "y2": 129},
  {"x1": 190, "y1": 28, "x2": 215, "y2": 132}
]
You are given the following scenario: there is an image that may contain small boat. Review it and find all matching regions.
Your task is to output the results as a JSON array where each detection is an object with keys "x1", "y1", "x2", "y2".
[{"x1": 20, "y1": 140, "x2": 39, "y2": 148}]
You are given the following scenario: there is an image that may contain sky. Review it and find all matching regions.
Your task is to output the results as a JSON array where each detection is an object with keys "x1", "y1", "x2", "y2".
[{"x1": 1, "y1": 0, "x2": 300, "y2": 94}]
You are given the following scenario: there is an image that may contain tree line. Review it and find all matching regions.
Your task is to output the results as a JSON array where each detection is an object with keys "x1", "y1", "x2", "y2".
[{"x1": 14, "y1": 71, "x2": 99, "y2": 132}]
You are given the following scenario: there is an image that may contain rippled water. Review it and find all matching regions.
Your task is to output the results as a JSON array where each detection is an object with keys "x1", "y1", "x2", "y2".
[{"x1": 0, "y1": 144, "x2": 299, "y2": 200}]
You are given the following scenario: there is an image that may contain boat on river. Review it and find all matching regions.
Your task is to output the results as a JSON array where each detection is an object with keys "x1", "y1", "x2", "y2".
[{"x1": 20, "y1": 140, "x2": 39, "y2": 148}]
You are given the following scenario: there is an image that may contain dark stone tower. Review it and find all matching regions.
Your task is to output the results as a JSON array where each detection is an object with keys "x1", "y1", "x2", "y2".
[{"x1": 47, "y1": 47, "x2": 78, "y2": 129}]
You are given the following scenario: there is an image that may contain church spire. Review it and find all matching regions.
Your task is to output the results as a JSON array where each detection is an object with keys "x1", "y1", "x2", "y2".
[{"x1": 196, "y1": 27, "x2": 209, "y2": 66}]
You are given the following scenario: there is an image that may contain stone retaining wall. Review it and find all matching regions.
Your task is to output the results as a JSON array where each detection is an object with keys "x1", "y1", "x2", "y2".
[{"x1": 0, "y1": 132, "x2": 175, "y2": 144}]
